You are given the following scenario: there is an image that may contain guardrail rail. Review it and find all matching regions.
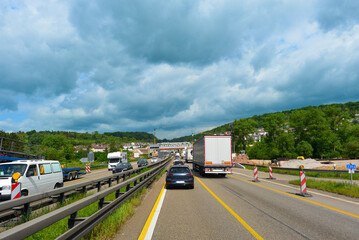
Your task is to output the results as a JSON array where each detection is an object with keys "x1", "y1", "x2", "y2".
[{"x1": 0, "y1": 158, "x2": 170, "y2": 240}]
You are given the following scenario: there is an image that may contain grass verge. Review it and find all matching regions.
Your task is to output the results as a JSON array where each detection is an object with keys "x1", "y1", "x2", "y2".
[
  {"x1": 289, "y1": 179, "x2": 359, "y2": 198},
  {"x1": 245, "y1": 165, "x2": 359, "y2": 180}
]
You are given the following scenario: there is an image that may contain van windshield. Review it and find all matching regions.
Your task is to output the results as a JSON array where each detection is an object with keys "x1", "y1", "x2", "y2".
[
  {"x1": 0, "y1": 164, "x2": 27, "y2": 177},
  {"x1": 109, "y1": 158, "x2": 120, "y2": 163}
]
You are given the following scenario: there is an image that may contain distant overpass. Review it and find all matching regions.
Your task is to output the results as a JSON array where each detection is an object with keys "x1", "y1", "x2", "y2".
[{"x1": 159, "y1": 142, "x2": 192, "y2": 151}]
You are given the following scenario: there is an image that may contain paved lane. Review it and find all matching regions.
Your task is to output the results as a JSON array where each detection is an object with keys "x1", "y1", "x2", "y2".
[{"x1": 117, "y1": 164, "x2": 359, "y2": 239}]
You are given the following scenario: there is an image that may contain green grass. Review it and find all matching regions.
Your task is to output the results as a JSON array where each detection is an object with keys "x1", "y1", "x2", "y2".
[
  {"x1": 289, "y1": 179, "x2": 359, "y2": 198},
  {"x1": 245, "y1": 165, "x2": 359, "y2": 180}
]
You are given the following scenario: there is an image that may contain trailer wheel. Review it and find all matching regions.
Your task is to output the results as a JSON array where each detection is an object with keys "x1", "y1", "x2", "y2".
[
  {"x1": 73, "y1": 172, "x2": 78, "y2": 179},
  {"x1": 68, "y1": 173, "x2": 73, "y2": 181}
]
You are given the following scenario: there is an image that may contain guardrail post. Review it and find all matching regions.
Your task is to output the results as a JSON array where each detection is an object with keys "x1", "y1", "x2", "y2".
[
  {"x1": 23, "y1": 203, "x2": 31, "y2": 221},
  {"x1": 68, "y1": 212, "x2": 77, "y2": 228},
  {"x1": 126, "y1": 184, "x2": 130, "y2": 192},
  {"x1": 116, "y1": 176, "x2": 120, "y2": 184},
  {"x1": 82, "y1": 186, "x2": 87, "y2": 194},
  {"x1": 99, "y1": 198, "x2": 105, "y2": 209},
  {"x1": 134, "y1": 179, "x2": 137, "y2": 186},
  {"x1": 108, "y1": 178, "x2": 112, "y2": 187},
  {"x1": 115, "y1": 190, "x2": 121, "y2": 198},
  {"x1": 97, "y1": 182, "x2": 101, "y2": 192}
]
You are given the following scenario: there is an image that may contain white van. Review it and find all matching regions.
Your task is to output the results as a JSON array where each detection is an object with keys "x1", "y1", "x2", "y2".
[
  {"x1": 0, "y1": 160, "x2": 64, "y2": 200},
  {"x1": 107, "y1": 152, "x2": 127, "y2": 171}
]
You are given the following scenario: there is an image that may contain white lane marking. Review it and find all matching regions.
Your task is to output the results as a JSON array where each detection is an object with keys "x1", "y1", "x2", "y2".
[
  {"x1": 232, "y1": 171, "x2": 359, "y2": 206},
  {"x1": 145, "y1": 188, "x2": 167, "y2": 240}
]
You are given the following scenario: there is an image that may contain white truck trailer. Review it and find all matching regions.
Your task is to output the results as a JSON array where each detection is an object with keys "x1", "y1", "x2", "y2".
[
  {"x1": 107, "y1": 152, "x2": 127, "y2": 171},
  {"x1": 193, "y1": 136, "x2": 232, "y2": 176},
  {"x1": 185, "y1": 148, "x2": 193, "y2": 163}
]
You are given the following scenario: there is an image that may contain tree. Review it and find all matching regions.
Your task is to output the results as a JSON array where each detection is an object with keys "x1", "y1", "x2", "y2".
[
  {"x1": 232, "y1": 118, "x2": 257, "y2": 153},
  {"x1": 296, "y1": 141, "x2": 313, "y2": 158},
  {"x1": 277, "y1": 132, "x2": 296, "y2": 158},
  {"x1": 263, "y1": 112, "x2": 286, "y2": 144}
]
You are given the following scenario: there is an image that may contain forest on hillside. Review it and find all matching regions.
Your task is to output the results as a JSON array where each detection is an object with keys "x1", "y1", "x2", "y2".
[
  {"x1": 0, "y1": 130, "x2": 154, "y2": 163},
  {"x1": 173, "y1": 101, "x2": 359, "y2": 159}
]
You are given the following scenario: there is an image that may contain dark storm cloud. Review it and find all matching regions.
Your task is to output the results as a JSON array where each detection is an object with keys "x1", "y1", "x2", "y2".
[
  {"x1": 1, "y1": 1, "x2": 359, "y2": 139},
  {"x1": 315, "y1": 0, "x2": 359, "y2": 31}
]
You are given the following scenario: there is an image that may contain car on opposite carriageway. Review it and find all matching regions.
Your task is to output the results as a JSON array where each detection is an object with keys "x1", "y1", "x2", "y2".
[
  {"x1": 112, "y1": 162, "x2": 133, "y2": 174},
  {"x1": 137, "y1": 158, "x2": 148, "y2": 167}
]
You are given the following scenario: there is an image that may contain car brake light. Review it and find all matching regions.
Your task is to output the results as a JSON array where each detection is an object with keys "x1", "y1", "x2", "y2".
[
  {"x1": 167, "y1": 174, "x2": 173, "y2": 177},
  {"x1": 186, "y1": 174, "x2": 193, "y2": 177}
]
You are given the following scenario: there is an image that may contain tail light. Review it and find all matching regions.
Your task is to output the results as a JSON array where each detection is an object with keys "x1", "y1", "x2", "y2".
[
  {"x1": 186, "y1": 174, "x2": 193, "y2": 177},
  {"x1": 167, "y1": 174, "x2": 173, "y2": 177}
]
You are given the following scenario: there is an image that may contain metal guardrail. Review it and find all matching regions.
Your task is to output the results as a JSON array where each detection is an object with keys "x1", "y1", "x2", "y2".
[
  {"x1": 239, "y1": 163, "x2": 359, "y2": 174},
  {"x1": 0, "y1": 158, "x2": 170, "y2": 239},
  {"x1": 0, "y1": 137, "x2": 43, "y2": 159}
]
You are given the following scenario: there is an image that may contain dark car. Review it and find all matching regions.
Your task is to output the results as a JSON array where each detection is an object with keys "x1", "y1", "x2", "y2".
[
  {"x1": 137, "y1": 158, "x2": 148, "y2": 167},
  {"x1": 113, "y1": 162, "x2": 133, "y2": 174},
  {"x1": 166, "y1": 165, "x2": 194, "y2": 189},
  {"x1": 173, "y1": 160, "x2": 184, "y2": 165}
]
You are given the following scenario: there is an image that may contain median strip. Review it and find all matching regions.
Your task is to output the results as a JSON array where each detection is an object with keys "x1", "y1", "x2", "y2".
[{"x1": 195, "y1": 177, "x2": 263, "y2": 240}]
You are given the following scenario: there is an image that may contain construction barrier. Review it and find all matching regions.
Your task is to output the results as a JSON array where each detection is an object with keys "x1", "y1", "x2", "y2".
[
  {"x1": 253, "y1": 165, "x2": 260, "y2": 182},
  {"x1": 268, "y1": 165, "x2": 276, "y2": 179},
  {"x1": 86, "y1": 164, "x2": 91, "y2": 173},
  {"x1": 299, "y1": 166, "x2": 311, "y2": 197},
  {"x1": 11, "y1": 182, "x2": 21, "y2": 200}
]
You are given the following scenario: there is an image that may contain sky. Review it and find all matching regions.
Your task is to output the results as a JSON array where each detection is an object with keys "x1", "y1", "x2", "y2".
[{"x1": 1, "y1": 0, "x2": 359, "y2": 139}]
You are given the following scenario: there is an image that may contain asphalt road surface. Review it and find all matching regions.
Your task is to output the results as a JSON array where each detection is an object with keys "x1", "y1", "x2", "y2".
[{"x1": 115, "y1": 163, "x2": 359, "y2": 240}]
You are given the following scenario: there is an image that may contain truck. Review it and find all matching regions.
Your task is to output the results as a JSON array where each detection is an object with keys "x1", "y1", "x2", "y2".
[
  {"x1": 107, "y1": 152, "x2": 127, "y2": 171},
  {"x1": 192, "y1": 136, "x2": 232, "y2": 176},
  {"x1": 62, "y1": 167, "x2": 86, "y2": 181},
  {"x1": 185, "y1": 148, "x2": 193, "y2": 163}
]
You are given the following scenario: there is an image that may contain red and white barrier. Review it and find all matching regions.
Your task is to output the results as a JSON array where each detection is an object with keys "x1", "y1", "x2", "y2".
[
  {"x1": 300, "y1": 171, "x2": 307, "y2": 193},
  {"x1": 11, "y1": 182, "x2": 21, "y2": 200},
  {"x1": 268, "y1": 166, "x2": 276, "y2": 179},
  {"x1": 299, "y1": 167, "x2": 311, "y2": 197},
  {"x1": 86, "y1": 165, "x2": 91, "y2": 173},
  {"x1": 253, "y1": 166, "x2": 260, "y2": 182}
]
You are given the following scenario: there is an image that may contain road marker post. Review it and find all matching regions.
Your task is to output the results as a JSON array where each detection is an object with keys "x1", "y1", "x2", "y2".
[
  {"x1": 267, "y1": 165, "x2": 276, "y2": 180},
  {"x1": 252, "y1": 164, "x2": 260, "y2": 182},
  {"x1": 298, "y1": 165, "x2": 311, "y2": 197},
  {"x1": 86, "y1": 164, "x2": 91, "y2": 173},
  {"x1": 11, "y1": 172, "x2": 21, "y2": 200}
]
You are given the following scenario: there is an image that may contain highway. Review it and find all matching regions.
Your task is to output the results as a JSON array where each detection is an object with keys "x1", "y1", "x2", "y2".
[{"x1": 113, "y1": 163, "x2": 359, "y2": 240}]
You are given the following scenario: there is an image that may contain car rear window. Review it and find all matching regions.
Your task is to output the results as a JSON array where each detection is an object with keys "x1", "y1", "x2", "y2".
[{"x1": 169, "y1": 167, "x2": 190, "y2": 173}]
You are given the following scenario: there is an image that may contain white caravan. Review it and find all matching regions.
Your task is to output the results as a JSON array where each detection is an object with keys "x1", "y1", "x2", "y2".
[{"x1": 107, "y1": 152, "x2": 128, "y2": 171}]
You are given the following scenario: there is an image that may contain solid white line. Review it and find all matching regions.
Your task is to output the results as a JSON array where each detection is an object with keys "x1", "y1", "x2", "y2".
[
  {"x1": 144, "y1": 188, "x2": 167, "y2": 240},
  {"x1": 232, "y1": 171, "x2": 359, "y2": 206}
]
